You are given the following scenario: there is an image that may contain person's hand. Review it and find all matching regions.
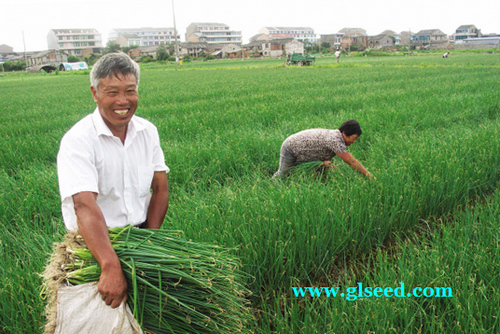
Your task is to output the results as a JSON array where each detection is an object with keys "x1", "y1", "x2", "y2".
[
  {"x1": 323, "y1": 160, "x2": 332, "y2": 168},
  {"x1": 367, "y1": 172, "x2": 376, "y2": 181},
  {"x1": 98, "y1": 264, "x2": 128, "y2": 308}
]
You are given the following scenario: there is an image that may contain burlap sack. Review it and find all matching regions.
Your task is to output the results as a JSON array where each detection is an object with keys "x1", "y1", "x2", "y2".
[{"x1": 42, "y1": 231, "x2": 142, "y2": 334}]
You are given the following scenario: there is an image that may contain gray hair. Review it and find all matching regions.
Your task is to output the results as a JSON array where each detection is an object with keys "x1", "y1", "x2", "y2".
[{"x1": 90, "y1": 52, "x2": 140, "y2": 89}]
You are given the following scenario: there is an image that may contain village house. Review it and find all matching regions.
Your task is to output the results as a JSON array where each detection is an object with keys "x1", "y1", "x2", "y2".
[
  {"x1": 414, "y1": 29, "x2": 449, "y2": 48},
  {"x1": 47, "y1": 28, "x2": 103, "y2": 57},
  {"x1": 127, "y1": 46, "x2": 160, "y2": 60},
  {"x1": 258, "y1": 27, "x2": 317, "y2": 43},
  {"x1": 186, "y1": 23, "x2": 242, "y2": 45},
  {"x1": 26, "y1": 49, "x2": 68, "y2": 67},
  {"x1": 339, "y1": 28, "x2": 369, "y2": 51},
  {"x1": 109, "y1": 27, "x2": 179, "y2": 47},
  {"x1": 452, "y1": 25, "x2": 480, "y2": 41},
  {"x1": 179, "y1": 42, "x2": 209, "y2": 58},
  {"x1": 368, "y1": 34, "x2": 394, "y2": 49},
  {"x1": 319, "y1": 33, "x2": 344, "y2": 50},
  {"x1": 246, "y1": 38, "x2": 304, "y2": 58}
]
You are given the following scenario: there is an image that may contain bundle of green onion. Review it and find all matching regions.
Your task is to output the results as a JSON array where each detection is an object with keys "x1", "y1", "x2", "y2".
[
  {"x1": 290, "y1": 160, "x2": 330, "y2": 177},
  {"x1": 61, "y1": 225, "x2": 252, "y2": 333}
]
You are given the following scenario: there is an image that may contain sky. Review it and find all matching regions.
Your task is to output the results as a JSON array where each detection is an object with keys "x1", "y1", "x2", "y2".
[{"x1": 1, "y1": 0, "x2": 499, "y2": 52}]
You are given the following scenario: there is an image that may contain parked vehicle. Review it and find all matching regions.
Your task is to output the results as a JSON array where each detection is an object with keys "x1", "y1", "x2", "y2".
[{"x1": 285, "y1": 53, "x2": 315, "y2": 66}]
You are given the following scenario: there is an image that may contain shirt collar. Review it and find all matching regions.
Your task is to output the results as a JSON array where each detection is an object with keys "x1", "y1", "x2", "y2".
[
  {"x1": 335, "y1": 129, "x2": 347, "y2": 145},
  {"x1": 91, "y1": 108, "x2": 146, "y2": 139}
]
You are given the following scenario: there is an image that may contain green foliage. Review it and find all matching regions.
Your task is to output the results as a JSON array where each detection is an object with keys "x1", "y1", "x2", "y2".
[
  {"x1": 1, "y1": 60, "x2": 26, "y2": 72},
  {"x1": 203, "y1": 54, "x2": 215, "y2": 61},
  {"x1": 120, "y1": 45, "x2": 136, "y2": 54},
  {"x1": 104, "y1": 40, "x2": 121, "y2": 54},
  {"x1": 83, "y1": 53, "x2": 101, "y2": 66},
  {"x1": 1, "y1": 54, "x2": 500, "y2": 333},
  {"x1": 139, "y1": 55, "x2": 154, "y2": 63},
  {"x1": 53, "y1": 226, "x2": 252, "y2": 333},
  {"x1": 156, "y1": 46, "x2": 169, "y2": 61},
  {"x1": 67, "y1": 55, "x2": 80, "y2": 62}
]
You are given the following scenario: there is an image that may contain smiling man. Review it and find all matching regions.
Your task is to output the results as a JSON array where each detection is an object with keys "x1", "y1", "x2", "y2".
[
  {"x1": 56, "y1": 52, "x2": 169, "y2": 311},
  {"x1": 273, "y1": 120, "x2": 375, "y2": 179}
]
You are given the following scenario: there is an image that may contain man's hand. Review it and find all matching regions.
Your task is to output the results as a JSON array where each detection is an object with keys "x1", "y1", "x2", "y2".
[
  {"x1": 98, "y1": 263, "x2": 128, "y2": 308},
  {"x1": 73, "y1": 191, "x2": 129, "y2": 308}
]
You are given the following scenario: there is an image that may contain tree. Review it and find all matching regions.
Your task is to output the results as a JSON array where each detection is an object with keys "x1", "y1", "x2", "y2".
[
  {"x1": 83, "y1": 53, "x2": 101, "y2": 65},
  {"x1": 2, "y1": 61, "x2": 26, "y2": 72},
  {"x1": 121, "y1": 45, "x2": 136, "y2": 54},
  {"x1": 67, "y1": 55, "x2": 81, "y2": 62},
  {"x1": 104, "y1": 41, "x2": 121, "y2": 54},
  {"x1": 321, "y1": 42, "x2": 331, "y2": 50},
  {"x1": 157, "y1": 45, "x2": 169, "y2": 61}
]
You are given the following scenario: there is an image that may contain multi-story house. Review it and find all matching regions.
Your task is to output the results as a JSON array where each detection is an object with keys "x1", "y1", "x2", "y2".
[
  {"x1": 339, "y1": 28, "x2": 368, "y2": 51},
  {"x1": 47, "y1": 29, "x2": 103, "y2": 56},
  {"x1": 186, "y1": 23, "x2": 242, "y2": 45},
  {"x1": 414, "y1": 29, "x2": 449, "y2": 46},
  {"x1": 259, "y1": 27, "x2": 317, "y2": 43},
  {"x1": 453, "y1": 25, "x2": 480, "y2": 41},
  {"x1": 246, "y1": 38, "x2": 304, "y2": 58},
  {"x1": 368, "y1": 34, "x2": 394, "y2": 49},
  {"x1": 109, "y1": 28, "x2": 180, "y2": 47},
  {"x1": 380, "y1": 30, "x2": 401, "y2": 45},
  {"x1": 319, "y1": 33, "x2": 344, "y2": 49},
  {"x1": 400, "y1": 31, "x2": 416, "y2": 46}
]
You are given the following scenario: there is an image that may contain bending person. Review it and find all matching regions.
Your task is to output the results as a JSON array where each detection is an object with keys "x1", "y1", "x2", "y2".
[{"x1": 273, "y1": 119, "x2": 374, "y2": 179}]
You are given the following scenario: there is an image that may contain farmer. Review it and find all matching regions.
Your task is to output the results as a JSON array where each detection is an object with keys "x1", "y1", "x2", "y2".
[
  {"x1": 443, "y1": 52, "x2": 450, "y2": 58},
  {"x1": 57, "y1": 52, "x2": 169, "y2": 309},
  {"x1": 335, "y1": 49, "x2": 341, "y2": 63},
  {"x1": 273, "y1": 119, "x2": 375, "y2": 179}
]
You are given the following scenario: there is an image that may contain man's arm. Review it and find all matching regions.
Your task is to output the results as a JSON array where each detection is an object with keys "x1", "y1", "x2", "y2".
[
  {"x1": 336, "y1": 152, "x2": 375, "y2": 180},
  {"x1": 145, "y1": 171, "x2": 169, "y2": 229},
  {"x1": 73, "y1": 191, "x2": 128, "y2": 308}
]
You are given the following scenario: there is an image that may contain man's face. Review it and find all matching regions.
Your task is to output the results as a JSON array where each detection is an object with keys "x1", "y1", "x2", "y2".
[{"x1": 91, "y1": 73, "x2": 139, "y2": 135}]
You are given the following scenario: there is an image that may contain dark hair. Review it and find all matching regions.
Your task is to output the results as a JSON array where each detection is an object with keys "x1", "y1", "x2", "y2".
[{"x1": 338, "y1": 119, "x2": 362, "y2": 136}]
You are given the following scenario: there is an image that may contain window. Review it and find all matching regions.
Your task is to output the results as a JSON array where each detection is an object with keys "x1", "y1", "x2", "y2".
[
  {"x1": 74, "y1": 36, "x2": 79, "y2": 40},
  {"x1": 74, "y1": 42, "x2": 80, "y2": 47},
  {"x1": 88, "y1": 35, "x2": 94, "y2": 39},
  {"x1": 89, "y1": 42, "x2": 95, "y2": 46}
]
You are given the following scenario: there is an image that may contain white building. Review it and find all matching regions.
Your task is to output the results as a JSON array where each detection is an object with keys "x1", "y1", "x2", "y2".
[
  {"x1": 47, "y1": 29, "x2": 103, "y2": 56},
  {"x1": 259, "y1": 27, "x2": 317, "y2": 43},
  {"x1": 109, "y1": 28, "x2": 180, "y2": 47},
  {"x1": 186, "y1": 23, "x2": 242, "y2": 45}
]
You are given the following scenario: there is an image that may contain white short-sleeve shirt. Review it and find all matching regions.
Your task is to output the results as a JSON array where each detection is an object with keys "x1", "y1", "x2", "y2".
[{"x1": 57, "y1": 108, "x2": 169, "y2": 231}]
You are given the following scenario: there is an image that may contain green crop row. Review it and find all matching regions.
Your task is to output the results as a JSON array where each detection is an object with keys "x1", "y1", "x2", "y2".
[{"x1": 1, "y1": 53, "x2": 499, "y2": 333}]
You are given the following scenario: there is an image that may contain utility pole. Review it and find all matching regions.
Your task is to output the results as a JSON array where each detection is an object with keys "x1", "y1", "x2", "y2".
[
  {"x1": 408, "y1": 28, "x2": 411, "y2": 56},
  {"x1": 23, "y1": 30, "x2": 28, "y2": 71},
  {"x1": 171, "y1": 0, "x2": 180, "y2": 67}
]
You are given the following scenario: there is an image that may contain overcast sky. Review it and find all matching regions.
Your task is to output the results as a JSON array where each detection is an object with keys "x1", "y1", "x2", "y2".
[{"x1": 1, "y1": 0, "x2": 499, "y2": 52}]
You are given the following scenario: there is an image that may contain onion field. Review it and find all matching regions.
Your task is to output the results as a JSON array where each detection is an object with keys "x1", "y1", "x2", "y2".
[{"x1": 1, "y1": 53, "x2": 500, "y2": 333}]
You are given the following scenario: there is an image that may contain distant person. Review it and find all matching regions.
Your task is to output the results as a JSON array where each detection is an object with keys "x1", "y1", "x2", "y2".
[
  {"x1": 443, "y1": 52, "x2": 450, "y2": 58},
  {"x1": 335, "y1": 49, "x2": 341, "y2": 63},
  {"x1": 273, "y1": 120, "x2": 375, "y2": 180}
]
